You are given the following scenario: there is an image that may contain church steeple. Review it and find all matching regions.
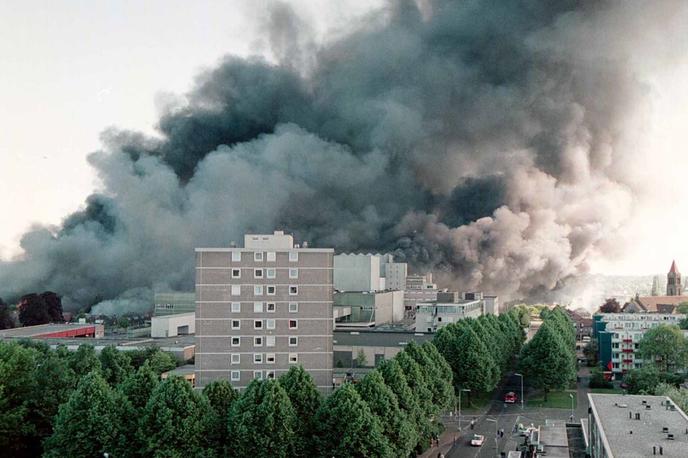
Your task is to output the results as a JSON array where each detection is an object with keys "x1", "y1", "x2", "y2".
[{"x1": 667, "y1": 260, "x2": 682, "y2": 296}]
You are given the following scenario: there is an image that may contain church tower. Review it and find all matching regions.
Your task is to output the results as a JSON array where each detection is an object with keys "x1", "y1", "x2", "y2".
[{"x1": 667, "y1": 260, "x2": 682, "y2": 296}]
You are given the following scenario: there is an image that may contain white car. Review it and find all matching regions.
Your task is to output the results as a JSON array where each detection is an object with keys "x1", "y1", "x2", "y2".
[{"x1": 470, "y1": 434, "x2": 485, "y2": 446}]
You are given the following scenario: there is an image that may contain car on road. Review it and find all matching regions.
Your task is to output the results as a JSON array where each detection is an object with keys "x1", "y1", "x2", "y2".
[
  {"x1": 470, "y1": 434, "x2": 485, "y2": 447},
  {"x1": 504, "y1": 391, "x2": 517, "y2": 403}
]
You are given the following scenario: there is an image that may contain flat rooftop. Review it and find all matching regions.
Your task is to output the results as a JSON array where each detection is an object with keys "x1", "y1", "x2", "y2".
[
  {"x1": 588, "y1": 394, "x2": 688, "y2": 457},
  {"x1": 0, "y1": 323, "x2": 96, "y2": 338},
  {"x1": 333, "y1": 329, "x2": 432, "y2": 347},
  {"x1": 0, "y1": 333, "x2": 196, "y2": 349}
]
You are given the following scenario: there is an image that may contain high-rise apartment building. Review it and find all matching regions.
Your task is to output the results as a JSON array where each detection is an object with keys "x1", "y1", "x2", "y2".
[{"x1": 195, "y1": 231, "x2": 334, "y2": 391}]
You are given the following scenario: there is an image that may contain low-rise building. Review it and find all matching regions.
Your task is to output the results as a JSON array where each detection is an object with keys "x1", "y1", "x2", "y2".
[
  {"x1": 333, "y1": 290, "x2": 404, "y2": 327},
  {"x1": 151, "y1": 312, "x2": 195, "y2": 338},
  {"x1": 0, "y1": 322, "x2": 104, "y2": 339},
  {"x1": 593, "y1": 313, "x2": 687, "y2": 378},
  {"x1": 414, "y1": 299, "x2": 483, "y2": 332},
  {"x1": 333, "y1": 328, "x2": 432, "y2": 369},
  {"x1": 587, "y1": 393, "x2": 688, "y2": 457},
  {"x1": 404, "y1": 273, "x2": 438, "y2": 319}
]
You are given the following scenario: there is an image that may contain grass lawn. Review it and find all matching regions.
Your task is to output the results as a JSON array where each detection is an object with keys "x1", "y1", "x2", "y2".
[
  {"x1": 526, "y1": 390, "x2": 578, "y2": 409},
  {"x1": 590, "y1": 387, "x2": 624, "y2": 394}
]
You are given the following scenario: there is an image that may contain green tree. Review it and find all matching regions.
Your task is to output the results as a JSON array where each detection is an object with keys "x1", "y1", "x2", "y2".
[
  {"x1": 405, "y1": 342, "x2": 454, "y2": 412},
  {"x1": 314, "y1": 383, "x2": 393, "y2": 457},
  {"x1": 99, "y1": 346, "x2": 133, "y2": 386},
  {"x1": 655, "y1": 383, "x2": 688, "y2": 413},
  {"x1": 676, "y1": 302, "x2": 688, "y2": 315},
  {"x1": 356, "y1": 370, "x2": 417, "y2": 457},
  {"x1": 623, "y1": 366, "x2": 662, "y2": 394},
  {"x1": 638, "y1": 324, "x2": 688, "y2": 372},
  {"x1": 119, "y1": 361, "x2": 159, "y2": 410},
  {"x1": 518, "y1": 320, "x2": 575, "y2": 400},
  {"x1": 139, "y1": 376, "x2": 211, "y2": 457},
  {"x1": 203, "y1": 380, "x2": 239, "y2": 456},
  {"x1": 43, "y1": 372, "x2": 130, "y2": 458},
  {"x1": 68, "y1": 344, "x2": 101, "y2": 377},
  {"x1": 0, "y1": 342, "x2": 39, "y2": 456},
  {"x1": 395, "y1": 350, "x2": 435, "y2": 418},
  {"x1": 278, "y1": 366, "x2": 321, "y2": 457},
  {"x1": 228, "y1": 379, "x2": 296, "y2": 458},
  {"x1": 148, "y1": 349, "x2": 177, "y2": 374},
  {"x1": 0, "y1": 297, "x2": 14, "y2": 329},
  {"x1": 583, "y1": 338, "x2": 599, "y2": 366},
  {"x1": 356, "y1": 348, "x2": 368, "y2": 367},
  {"x1": 378, "y1": 359, "x2": 427, "y2": 451},
  {"x1": 453, "y1": 326, "x2": 499, "y2": 394}
]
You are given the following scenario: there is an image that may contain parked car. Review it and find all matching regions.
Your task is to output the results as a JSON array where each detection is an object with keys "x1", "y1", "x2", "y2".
[
  {"x1": 505, "y1": 391, "x2": 517, "y2": 403},
  {"x1": 470, "y1": 434, "x2": 485, "y2": 446}
]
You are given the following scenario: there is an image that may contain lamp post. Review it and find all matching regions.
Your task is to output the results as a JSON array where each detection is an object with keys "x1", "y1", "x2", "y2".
[
  {"x1": 458, "y1": 388, "x2": 471, "y2": 431},
  {"x1": 515, "y1": 372, "x2": 524, "y2": 409},
  {"x1": 486, "y1": 418, "x2": 499, "y2": 457},
  {"x1": 569, "y1": 393, "x2": 575, "y2": 423}
]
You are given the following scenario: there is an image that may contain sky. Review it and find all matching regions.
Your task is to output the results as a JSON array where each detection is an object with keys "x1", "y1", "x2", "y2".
[{"x1": 1, "y1": 0, "x2": 687, "y2": 277}]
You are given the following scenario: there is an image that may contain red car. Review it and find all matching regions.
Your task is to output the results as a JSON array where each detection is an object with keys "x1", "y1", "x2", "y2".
[{"x1": 504, "y1": 392, "x2": 517, "y2": 404}]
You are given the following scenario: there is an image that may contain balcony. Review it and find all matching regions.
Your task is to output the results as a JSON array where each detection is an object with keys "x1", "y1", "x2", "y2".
[
  {"x1": 623, "y1": 359, "x2": 633, "y2": 363},
  {"x1": 622, "y1": 348, "x2": 634, "y2": 353},
  {"x1": 623, "y1": 338, "x2": 632, "y2": 343}
]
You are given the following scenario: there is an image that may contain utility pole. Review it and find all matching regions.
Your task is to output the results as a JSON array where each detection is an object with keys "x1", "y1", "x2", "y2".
[{"x1": 569, "y1": 393, "x2": 575, "y2": 423}]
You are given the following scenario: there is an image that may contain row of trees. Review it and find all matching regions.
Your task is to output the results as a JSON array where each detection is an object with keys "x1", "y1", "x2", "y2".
[
  {"x1": 0, "y1": 341, "x2": 177, "y2": 457},
  {"x1": 518, "y1": 307, "x2": 576, "y2": 400},
  {"x1": 433, "y1": 309, "x2": 526, "y2": 396},
  {"x1": 1, "y1": 339, "x2": 452, "y2": 457}
]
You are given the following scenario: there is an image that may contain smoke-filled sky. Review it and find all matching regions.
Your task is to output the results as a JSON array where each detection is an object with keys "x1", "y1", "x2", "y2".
[{"x1": 1, "y1": 0, "x2": 688, "y2": 312}]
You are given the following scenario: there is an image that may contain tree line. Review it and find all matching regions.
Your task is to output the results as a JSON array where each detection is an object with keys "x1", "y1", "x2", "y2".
[
  {"x1": 433, "y1": 309, "x2": 526, "y2": 397},
  {"x1": 518, "y1": 307, "x2": 576, "y2": 400},
  {"x1": 0, "y1": 339, "x2": 453, "y2": 457}
]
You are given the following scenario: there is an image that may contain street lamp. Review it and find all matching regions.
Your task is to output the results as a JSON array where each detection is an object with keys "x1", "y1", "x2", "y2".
[
  {"x1": 514, "y1": 372, "x2": 524, "y2": 410},
  {"x1": 486, "y1": 418, "x2": 499, "y2": 457},
  {"x1": 569, "y1": 393, "x2": 575, "y2": 423},
  {"x1": 458, "y1": 388, "x2": 471, "y2": 431}
]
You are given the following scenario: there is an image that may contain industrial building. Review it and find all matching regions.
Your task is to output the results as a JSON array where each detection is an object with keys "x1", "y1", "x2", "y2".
[
  {"x1": 593, "y1": 313, "x2": 687, "y2": 378},
  {"x1": 195, "y1": 231, "x2": 334, "y2": 391},
  {"x1": 0, "y1": 322, "x2": 104, "y2": 339},
  {"x1": 404, "y1": 273, "x2": 438, "y2": 319},
  {"x1": 333, "y1": 328, "x2": 432, "y2": 369},
  {"x1": 587, "y1": 394, "x2": 688, "y2": 457},
  {"x1": 333, "y1": 252, "x2": 408, "y2": 292},
  {"x1": 151, "y1": 312, "x2": 195, "y2": 338},
  {"x1": 414, "y1": 299, "x2": 484, "y2": 332},
  {"x1": 333, "y1": 290, "x2": 404, "y2": 327}
]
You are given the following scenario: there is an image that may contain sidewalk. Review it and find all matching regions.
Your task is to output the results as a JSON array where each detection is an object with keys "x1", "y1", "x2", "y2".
[{"x1": 420, "y1": 410, "x2": 491, "y2": 458}]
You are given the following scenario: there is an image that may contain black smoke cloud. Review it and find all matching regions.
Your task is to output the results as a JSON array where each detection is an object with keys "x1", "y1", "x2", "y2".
[{"x1": 1, "y1": 0, "x2": 684, "y2": 312}]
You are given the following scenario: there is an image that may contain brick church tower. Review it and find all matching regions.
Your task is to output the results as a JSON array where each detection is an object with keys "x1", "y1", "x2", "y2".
[{"x1": 667, "y1": 260, "x2": 682, "y2": 296}]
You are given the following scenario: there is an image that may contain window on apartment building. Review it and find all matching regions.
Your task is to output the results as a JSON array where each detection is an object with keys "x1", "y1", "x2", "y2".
[
  {"x1": 231, "y1": 320, "x2": 240, "y2": 330},
  {"x1": 254, "y1": 320, "x2": 263, "y2": 329},
  {"x1": 289, "y1": 320, "x2": 298, "y2": 330},
  {"x1": 266, "y1": 353, "x2": 275, "y2": 364},
  {"x1": 289, "y1": 353, "x2": 298, "y2": 364},
  {"x1": 231, "y1": 268, "x2": 241, "y2": 278},
  {"x1": 254, "y1": 336, "x2": 263, "y2": 347},
  {"x1": 231, "y1": 371, "x2": 240, "y2": 381},
  {"x1": 266, "y1": 319, "x2": 275, "y2": 330},
  {"x1": 231, "y1": 354, "x2": 240, "y2": 364},
  {"x1": 253, "y1": 371, "x2": 263, "y2": 380},
  {"x1": 266, "y1": 302, "x2": 276, "y2": 313},
  {"x1": 612, "y1": 343, "x2": 619, "y2": 348},
  {"x1": 289, "y1": 251, "x2": 298, "y2": 262},
  {"x1": 266, "y1": 370, "x2": 275, "y2": 380},
  {"x1": 254, "y1": 302, "x2": 263, "y2": 313},
  {"x1": 231, "y1": 336, "x2": 240, "y2": 347},
  {"x1": 267, "y1": 252, "x2": 276, "y2": 262},
  {"x1": 231, "y1": 251, "x2": 241, "y2": 262},
  {"x1": 266, "y1": 336, "x2": 275, "y2": 347},
  {"x1": 231, "y1": 285, "x2": 241, "y2": 296},
  {"x1": 266, "y1": 268, "x2": 276, "y2": 279},
  {"x1": 289, "y1": 268, "x2": 298, "y2": 279},
  {"x1": 231, "y1": 302, "x2": 241, "y2": 313},
  {"x1": 254, "y1": 268, "x2": 263, "y2": 278},
  {"x1": 254, "y1": 252, "x2": 264, "y2": 262},
  {"x1": 254, "y1": 353, "x2": 263, "y2": 364},
  {"x1": 267, "y1": 285, "x2": 276, "y2": 296},
  {"x1": 289, "y1": 302, "x2": 298, "y2": 313},
  {"x1": 289, "y1": 285, "x2": 298, "y2": 296},
  {"x1": 613, "y1": 363, "x2": 619, "y2": 369},
  {"x1": 254, "y1": 285, "x2": 264, "y2": 296},
  {"x1": 289, "y1": 336, "x2": 298, "y2": 347}
]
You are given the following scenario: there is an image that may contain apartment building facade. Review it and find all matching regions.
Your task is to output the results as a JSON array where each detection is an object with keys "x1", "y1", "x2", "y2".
[
  {"x1": 593, "y1": 312, "x2": 687, "y2": 378},
  {"x1": 195, "y1": 231, "x2": 334, "y2": 391}
]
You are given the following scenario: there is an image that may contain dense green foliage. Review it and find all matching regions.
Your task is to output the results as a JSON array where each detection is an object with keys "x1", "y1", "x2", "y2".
[
  {"x1": 0, "y1": 336, "x2": 455, "y2": 457},
  {"x1": 637, "y1": 324, "x2": 688, "y2": 372},
  {"x1": 434, "y1": 309, "x2": 525, "y2": 397},
  {"x1": 518, "y1": 307, "x2": 576, "y2": 400}
]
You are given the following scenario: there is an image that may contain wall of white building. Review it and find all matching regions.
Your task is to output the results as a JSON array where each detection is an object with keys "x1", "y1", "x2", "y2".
[
  {"x1": 151, "y1": 312, "x2": 196, "y2": 338},
  {"x1": 334, "y1": 254, "x2": 381, "y2": 291}
]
